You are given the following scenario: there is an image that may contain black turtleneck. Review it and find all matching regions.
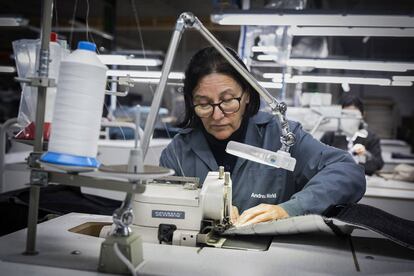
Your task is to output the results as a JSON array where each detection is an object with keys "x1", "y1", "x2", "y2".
[{"x1": 202, "y1": 117, "x2": 249, "y2": 173}]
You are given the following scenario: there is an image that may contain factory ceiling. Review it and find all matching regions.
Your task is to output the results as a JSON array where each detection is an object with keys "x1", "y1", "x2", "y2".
[
  {"x1": 0, "y1": 0, "x2": 413, "y2": 123},
  {"x1": 1, "y1": 0, "x2": 413, "y2": 53}
]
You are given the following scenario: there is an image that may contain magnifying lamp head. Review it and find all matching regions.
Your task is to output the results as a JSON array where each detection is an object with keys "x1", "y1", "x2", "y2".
[{"x1": 226, "y1": 141, "x2": 296, "y2": 171}]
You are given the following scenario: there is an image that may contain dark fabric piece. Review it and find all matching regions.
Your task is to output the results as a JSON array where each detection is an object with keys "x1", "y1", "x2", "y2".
[
  {"x1": 320, "y1": 130, "x2": 384, "y2": 175},
  {"x1": 332, "y1": 203, "x2": 414, "y2": 250},
  {"x1": 202, "y1": 117, "x2": 248, "y2": 173},
  {"x1": 391, "y1": 152, "x2": 414, "y2": 160},
  {"x1": 0, "y1": 185, "x2": 121, "y2": 236},
  {"x1": 0, "y1": 200, "x2": 49, "y2": 236}
]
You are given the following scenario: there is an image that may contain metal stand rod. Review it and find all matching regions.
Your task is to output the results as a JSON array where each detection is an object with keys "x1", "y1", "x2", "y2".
[
  {"x1": 25, "y1": 0, "x2": 53, "y2": 255},
  {"x1": 25, "y1": 186, "x2": 40, "y2": 255},
  {"x1": 141, "y1": 15, "x2": 186, "y2": 158}
]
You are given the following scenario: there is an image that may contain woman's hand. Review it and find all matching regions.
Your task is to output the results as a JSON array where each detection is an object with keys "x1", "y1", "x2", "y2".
[
  {"x1": 230, "y1": 205, "x2": 240, "y2": 224},
  {"x1": 233, "y1": 204, "x2": 289, "y2": 227},
  {"x1": 352, "y1": 143, "x2": 366, "y2": 156}
]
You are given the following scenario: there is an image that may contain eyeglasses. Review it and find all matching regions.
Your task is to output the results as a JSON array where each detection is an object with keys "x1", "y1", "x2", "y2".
[{"x1": 193, "y1": 93, "x2": 244, "y2": 118}]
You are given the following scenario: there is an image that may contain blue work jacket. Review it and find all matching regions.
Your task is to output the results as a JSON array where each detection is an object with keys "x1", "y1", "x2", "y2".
[{"x1": 160, "y1": 111, "x2": 366, "y2": 216}]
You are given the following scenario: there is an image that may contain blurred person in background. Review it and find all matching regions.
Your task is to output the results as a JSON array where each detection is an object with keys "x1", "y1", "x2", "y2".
[{"x1": 321, "y1": 94, "x2": 384, "y2": 175}]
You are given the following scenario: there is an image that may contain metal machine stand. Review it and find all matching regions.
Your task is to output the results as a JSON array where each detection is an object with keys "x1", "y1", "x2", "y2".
[
  {"x1": 99, "y1": 111, "x2": 145, "y2": 274},
  {"x1": 13, "y1": 0, "x2": 56, "y2": 255},
  {"x1": 98, "y1": 192, "x2": 143, "y2": 274}
]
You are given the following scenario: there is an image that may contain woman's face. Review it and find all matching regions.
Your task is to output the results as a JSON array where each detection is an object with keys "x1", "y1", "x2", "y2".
[{"x1": 193, "y1": 73, "x2": 250, "y2": 140}]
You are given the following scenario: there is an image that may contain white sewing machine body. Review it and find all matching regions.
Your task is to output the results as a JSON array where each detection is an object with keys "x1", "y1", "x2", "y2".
[
  {"x1": 133, "y1": 182, "x2": 202, "y2": 230},
  {"x1": 133, "y1": 171, "x2": 232, "y2": 235}
]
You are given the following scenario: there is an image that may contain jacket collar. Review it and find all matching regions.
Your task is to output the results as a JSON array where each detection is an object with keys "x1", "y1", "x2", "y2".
[
  {"x1": 188, "y1": 128, "x2": 218, "y2": 171},
  {"x1": 251, "y1": 110, "x2": 274, "y2": 125},
  {"x1": 245, "y1": 111, "x2": 273, "y2": 147}
]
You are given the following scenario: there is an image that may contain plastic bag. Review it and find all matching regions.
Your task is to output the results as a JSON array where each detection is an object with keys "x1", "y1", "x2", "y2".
[
  {"x1": 12, "y1": 34, "x2": 68, "y2": 140},
  {"x1": 12, "y1": 39, "x2": 39, "y2": 128}
]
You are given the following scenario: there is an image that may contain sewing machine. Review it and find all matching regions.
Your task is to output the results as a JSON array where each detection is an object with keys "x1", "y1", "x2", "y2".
[{"x1": 132, "y1": 168, "x2": 233, "y2": 246}]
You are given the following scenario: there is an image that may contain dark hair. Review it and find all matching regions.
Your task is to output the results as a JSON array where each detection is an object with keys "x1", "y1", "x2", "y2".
[
  {"x1": 177, "y1": 46, "x2": 260, "y2": 128},
  {"x1": 340, "y1": 94, "x2": 364, "y2": 114}
]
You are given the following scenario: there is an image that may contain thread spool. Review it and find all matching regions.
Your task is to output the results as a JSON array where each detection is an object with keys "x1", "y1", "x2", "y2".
[{"x1": 41, "y1": 41, "x2": 108, "y2": 170}]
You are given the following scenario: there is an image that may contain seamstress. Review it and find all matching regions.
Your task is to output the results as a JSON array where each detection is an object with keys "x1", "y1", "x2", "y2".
[
  {"x1": 160, "y1": 47, "x2": 366, "y2": 227},
  {"x1": 320, "y1": 95, "x2": 384, "y2": 175}
]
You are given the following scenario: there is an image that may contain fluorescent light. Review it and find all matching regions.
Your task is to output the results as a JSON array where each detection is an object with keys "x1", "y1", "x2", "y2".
[
  {"x1": 267, "y1": 75, "x2": 414, "y2": 86},
  {"x1": 262, "y1": 73, "x2": 291, "y2": 79},
  {"x1": 265, "y1": 75, "x2": 391, "y2": 86},
  {"x1": 130, "y1": 78, "x2": 160, "y2": 84},
  {"x1": 107, "y1": 70, "x2": 184, "y2": 79},
  {"x1": 263, "y1": 72, "x2": 396, "y2": 86},
  {"x1": 252, "y1": 46, "x2": 279, "y2": 53},
  {"x1": 270, "y1": 76, "x2": 291, "y2": 82},
  {"x1": 392, "y1": 76, "x2": 414, "y2": 81},
  {"x1": 0, "y1": 17, "x2": 28, "y2": 27},
  {"x1": 68, "y1": 20, "x2": 114, "y2": 40},
  {"x1": 0, "y1": 66, "x2": 16, "y2": 73},
  {"x1": 52, "y1": 26, "x2": 113, "y2": 40},
  {"x1": 252, "y1": 59, "x2": 414, "y2": 72},
  {"x1": 257, "y1": 55, "x2": 278, "y2": 61},
  {"x1": 391, "y1": 81, "x2": 413, "y2": 86},
  {"x1": 290, "y1": 75, "x2": 390, "y2": 85},
  {"x1": 98, "y1": 55, "x2": 162, "y2": 66},
  {"x1": 285, "y1": 59, "x2": 414, "y2": 72},
  {"x1": 258, "y1": 81, "x2": 283, "y2": 89},
  {"x1": 211, "y1": 13, "x2": 414, "y2": 28},
  {"x1": 130, "y1": 78, "x2": 183, "y2": 86},
  {"x1": 290, "y1": 27, "x2": 414, "y2": 37}
]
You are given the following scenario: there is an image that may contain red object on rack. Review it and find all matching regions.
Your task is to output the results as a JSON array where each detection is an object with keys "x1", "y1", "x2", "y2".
[
  {"x1": 50, "y1": 32, "x2": 58, "y2": 42},
  {"x1": 14, "y1": 122, "x2": 51, "y2": 141}
]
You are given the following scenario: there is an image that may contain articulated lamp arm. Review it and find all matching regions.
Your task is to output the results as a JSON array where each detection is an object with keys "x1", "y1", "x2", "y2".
[
  {"x1": 141, "y1": 12, "x2": 296, "y2": 171},
  {"x1": 190, "y1": 14, "x2": 296, "y2": 153},
  {"x1": 141, "y1": 13, "x2": 188, "y2": 158}
]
